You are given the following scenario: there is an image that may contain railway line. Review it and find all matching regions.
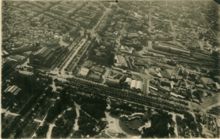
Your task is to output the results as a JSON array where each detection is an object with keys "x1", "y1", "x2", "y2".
[
  {"x1": 41, "y1": 70, "x2": 189, "y2": 115},
  {"x1": 66, "y1": 76, "x2": 190, "y2": 114}
]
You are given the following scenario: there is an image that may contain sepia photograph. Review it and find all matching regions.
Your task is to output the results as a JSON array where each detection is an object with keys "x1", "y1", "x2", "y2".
[{"x1": 1, "y1": 0, "x2": 220, "y2": 138}]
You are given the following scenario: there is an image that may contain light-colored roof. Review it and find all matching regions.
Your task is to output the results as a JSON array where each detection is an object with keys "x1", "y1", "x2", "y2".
[
  {"x1": 125, "y1": 78, "x2": 132, "y2": 83},
  {"x1": 136, "y1": 81, "x2": 143, "y2": 90},
  {"x1": 201, "y1": 77, "x2": 214, "y2": 85},
  {"x1": 79, "y1": 67, "x2": 89, "y2": 77},
  {"x1": 216, "y1": 118, "x2": 220, "y2": 127},
  {"x1": 5, "y1": 85, "x2": 21, "y2": 95},
  {"x1": 130, "y1": 80, "x2": 137, "y2": 89}
]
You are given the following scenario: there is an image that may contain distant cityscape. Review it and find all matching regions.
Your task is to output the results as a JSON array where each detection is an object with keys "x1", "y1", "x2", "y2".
[{"x1": 1, "y1": 0, "x2": 220, "y2": 138}]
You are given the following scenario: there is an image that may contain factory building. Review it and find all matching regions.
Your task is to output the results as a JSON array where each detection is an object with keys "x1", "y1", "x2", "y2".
[
  {"x1": 7, "y1": 55, "x2": 26, "y2": 64},
  {"x1": 129, "y1": 79, "x2": 143, "y2": 91},
  {"x1": 79, "y1": 67, "x2": 90, "y2": 77},
  {"x1": 114, "y1": 55, "x2": 128, "y2": 68},
  {"x1": 130, "y1": 80, "x2": 137, "y2": 89},
  {"x1": 4, "y1": 85, "x2": 21, "y2": 95},
  {"x1": 29, "y1": 47, "x2": 53, "y2": 67},
  {"x1": 30, "y1": 46, "x2": 68, "y2": 68},
  {"x1": 106, "y1": 78, "x2": 121, "y2": 87},
  {"x1": 125, "y1": 77, "x2": 132, "y2": 85},
  {"x1": 136, "y1": 81, "x2": 143, "y2": 90}
]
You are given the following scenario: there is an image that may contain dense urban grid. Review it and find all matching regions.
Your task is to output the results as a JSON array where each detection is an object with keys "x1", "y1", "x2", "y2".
[{"x1": 2, "y1": 0, "x2": 220, "y2": 138}]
